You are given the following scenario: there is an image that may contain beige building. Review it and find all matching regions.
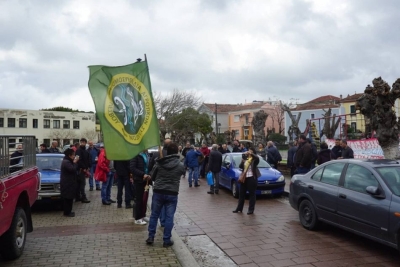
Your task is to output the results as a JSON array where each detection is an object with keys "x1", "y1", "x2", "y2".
[{"x1": 0, "y1": 109, "x2": 97, "y2": 148}]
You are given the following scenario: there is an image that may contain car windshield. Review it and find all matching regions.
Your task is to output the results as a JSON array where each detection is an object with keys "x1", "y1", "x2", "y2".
[
  {"x1": 36, "y1": 156, "x2": 63, "y2": 171},
  {"x1": 232, "y1": 155, "x2": 271, "y2": 168},
  {"x1": 375, "y1": 167, "x2": 400, "y2": 196}
]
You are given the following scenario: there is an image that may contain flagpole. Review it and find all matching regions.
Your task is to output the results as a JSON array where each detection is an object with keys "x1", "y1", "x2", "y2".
[{"x1": 145, "y1": 53, "x2": 163, "y2": 158}]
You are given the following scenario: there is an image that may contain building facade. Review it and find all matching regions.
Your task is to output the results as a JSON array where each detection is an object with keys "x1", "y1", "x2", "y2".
[{"x1": 0, "y1": 109, "x2": 97, "y2": 148}]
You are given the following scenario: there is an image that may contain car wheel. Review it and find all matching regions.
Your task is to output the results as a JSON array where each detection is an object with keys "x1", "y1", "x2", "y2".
[
  {"x1": 299, "y1": 199, "x2": 318, "y2": 230},
  {"x1": 231, "y1": 180, "x2": 239, "y2": 199},
  {"x1": 0, "y1": 207, "x2": 27, "y2": 260}
]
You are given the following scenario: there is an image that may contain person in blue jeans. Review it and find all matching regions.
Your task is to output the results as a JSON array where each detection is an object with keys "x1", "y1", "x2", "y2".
[
  {"x1": 101, "y1": 170, "x2": 116, "y2": 204},
  {"x1": 184, "y1": 146, "x2": 202, "y2": 187},
  {"x1": 87, "y1": 141, "x2": 100, "y2": 191},
  {"x1": 146, "y1": 143, "x2": 185, "y2": 247}
]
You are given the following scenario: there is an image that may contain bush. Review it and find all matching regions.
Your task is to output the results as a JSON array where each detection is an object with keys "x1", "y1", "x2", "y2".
[{"x1": 267, "y1": 133, "x2": 286, "y2": 144}]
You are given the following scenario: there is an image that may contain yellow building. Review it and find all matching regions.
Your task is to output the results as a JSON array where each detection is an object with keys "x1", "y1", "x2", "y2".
[{"x1": 340, "y1": 93, "x2": 366, "y2": 134}]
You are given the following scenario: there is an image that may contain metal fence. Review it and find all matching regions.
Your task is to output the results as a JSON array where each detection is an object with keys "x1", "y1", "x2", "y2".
[{"x1": 0, "y1": 135, "x2": 37, "y2": 178}]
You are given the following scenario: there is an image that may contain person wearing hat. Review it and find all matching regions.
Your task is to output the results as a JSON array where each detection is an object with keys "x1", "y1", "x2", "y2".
[{"x1": 75, "y1": 138, "x2": 91, "y2": 203}]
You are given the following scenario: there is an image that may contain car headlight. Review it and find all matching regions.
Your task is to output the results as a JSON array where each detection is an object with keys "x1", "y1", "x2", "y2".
[
  {"x1": 55, "y1": 184, "x2": 61, "y2": 191},
  {"x1": 276, "y1": 175, "x2": 284, "y2": 182}
]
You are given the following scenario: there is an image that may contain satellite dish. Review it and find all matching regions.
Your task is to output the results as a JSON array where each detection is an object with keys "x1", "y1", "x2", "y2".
[{"x1": 289, "y1": 104, "x2": 297, "y2": 109}]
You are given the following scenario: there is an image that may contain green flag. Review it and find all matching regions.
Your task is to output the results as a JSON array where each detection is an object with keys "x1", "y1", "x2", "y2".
[{"x1": 88, "y1": 61, "x2": 160, "y2": 160}]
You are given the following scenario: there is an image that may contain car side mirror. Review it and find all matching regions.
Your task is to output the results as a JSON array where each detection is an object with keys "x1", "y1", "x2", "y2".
[{"x1": 366, "y1": 186, "x2": 385, "y2": 199}]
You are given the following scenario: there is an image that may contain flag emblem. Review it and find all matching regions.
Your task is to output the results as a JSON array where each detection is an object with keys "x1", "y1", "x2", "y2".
[{"x1": 105, "y1": 73, "x2": 153, "y2": 144}]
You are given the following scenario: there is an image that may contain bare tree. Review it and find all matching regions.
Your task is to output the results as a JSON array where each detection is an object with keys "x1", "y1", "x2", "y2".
[
  {"x1": 49, "y1": 129, "x2": 77, "y2": 146},
  {"x1": 282, "y1": 104, "x2": 302, "y2": 141},
  {"x1": 154, "y1": 89, "x2": 202, "y2": 139},
  {"x1": 81, "y1": 129, "x2": 98, "y2": 142},
  {"x1": 356, "y1": 77, "x2": 400, "y2": 159},
  {"x1": 266, "y1": 101, "x2": 285, "y2": 134},
  {"x1": 321, "y1": 108, "x2": 342, "y2": 139},
  {"x1": 252, "y1": 110, "x2": 268, "y2": 144}
]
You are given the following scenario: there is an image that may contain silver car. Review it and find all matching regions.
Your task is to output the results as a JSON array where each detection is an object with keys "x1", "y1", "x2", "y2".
[{"x1": 289, "y1": 159, "x2": 400, "y2": 251}]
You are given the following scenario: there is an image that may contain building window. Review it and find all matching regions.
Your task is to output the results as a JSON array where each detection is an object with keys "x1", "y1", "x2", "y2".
[
  {"x1": 73, "y1": 121, "x2": 80, "y2": 129},
  {"x1": 43, "y1": 119, "x2": 50, "y2": 129},
  {"x1": 234, "y1": 115, "x2": 240, "y2": 122},
  {"x1": 63, "y1": 139, "x2": 70, "y2": 146},
  {"x1": 351, "y1": 122, "x2": 357, "y2": 131},
  {"x1": 53, "y1": 120, "x2": 60, "y2": 129},
  {"x1": 8, "y1": 118, "x2": 15, "y2": 128},
  {"x1": 33, "y1": 119, "x2": 38, "y2": 128},
  {"x1": 244, "y1": 129, "x2": 249, "y2": 138},
  {"x1": 63, "y1": 120, "x2": 70, "y2": 129},
  {"x1": 0, "y1": 118, "x2": 3, "y2": 127},
  {"x1": 293, "y1": 115, "x2": 297, "y2": 120},
  {"x1": 73, "y1": 139, "x2": 79, "y2": 144},
  {"x1": 245, "y1": 115, "x2": 249, "y2": 124},
  {"x1": 350, "y1": 105, "x2": 356, "y2": 114},
  {"x1": 19, "y1": 118, "x2": 27, "y2": 128},
  {"x1": 310, "y1": 114, "x2": 315, "y2": 119},
  {"x1": 43, "y1": 139, "x2": 50, "y2": 147}
]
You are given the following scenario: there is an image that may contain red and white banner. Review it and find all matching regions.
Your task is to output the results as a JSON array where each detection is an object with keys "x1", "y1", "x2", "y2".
[{"x1": 325, "y1": 138, "x2": 385, "y2": 159}]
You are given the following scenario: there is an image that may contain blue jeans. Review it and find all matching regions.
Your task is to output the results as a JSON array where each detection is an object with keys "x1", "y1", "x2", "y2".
[
  {"x1": 188, "y1": 166, "x2": 199, "y2": 186},
  {"x1": 89, "y1": 164, "x2": 100, "y2": 188},
  {"x1": 101, "y1": 172, "x2": 114, "y2": 202},
  {"x1": 160, "y1": 207, "x2": 166, "y2": 226},
  {"x1": 148, "y1": 192, "x2": 178, "y2": 242}
]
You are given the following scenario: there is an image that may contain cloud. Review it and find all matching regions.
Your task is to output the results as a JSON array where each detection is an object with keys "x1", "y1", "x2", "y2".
[{"x1": 1, "y1": 0, "x2": 400, "y2": 112}]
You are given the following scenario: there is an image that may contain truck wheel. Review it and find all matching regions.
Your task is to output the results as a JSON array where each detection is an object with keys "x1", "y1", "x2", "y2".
[{"x1": 0, "y1": 207, "x2": 27, "y2": 260}]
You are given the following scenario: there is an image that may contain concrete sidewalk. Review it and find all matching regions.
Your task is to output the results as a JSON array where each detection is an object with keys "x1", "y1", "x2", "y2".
[{"x1": 0, "y1": 186, "x2": 191, "y2": 267}]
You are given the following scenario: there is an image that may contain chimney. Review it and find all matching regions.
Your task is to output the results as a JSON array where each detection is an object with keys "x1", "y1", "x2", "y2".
[{"x1": 340, "y1": 94, "x2": 342, "y2": 99}]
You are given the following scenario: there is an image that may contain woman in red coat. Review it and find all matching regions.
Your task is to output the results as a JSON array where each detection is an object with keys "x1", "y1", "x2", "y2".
[{"x1": 94, "y1": 147, "x2": 112, "y2": 205}]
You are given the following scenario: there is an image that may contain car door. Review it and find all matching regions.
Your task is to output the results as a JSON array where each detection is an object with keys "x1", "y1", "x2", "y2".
[
  {"x1": 220, "y1": 155, "x2": 231, "y2": 187},
  {"x1": 306, "y1": 162, "x2": 346, "y2": 223},
  {"x1": 337, "y1": 163, "x2": 390, "y2": 240}
]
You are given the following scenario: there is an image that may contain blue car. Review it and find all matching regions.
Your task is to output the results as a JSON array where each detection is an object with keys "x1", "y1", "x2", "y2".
[
  {"x1": 219, "y1": 153, "x2": 285, "y2": 198},
  {"x1": 36, "y1": 153, "x2": 64, "y2": 200}
]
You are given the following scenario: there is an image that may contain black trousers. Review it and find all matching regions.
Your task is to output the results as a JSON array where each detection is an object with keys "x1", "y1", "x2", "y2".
[
  {"x1": 134, "y1": 182, "x2": 145, "y2": 220},
  {"x1": 236, "y1": 176, "x2": 257, "y2": 212},
  {"x1": 63, "y1": 198, "x2": 73, "y2": 215},
  {"x1": 117, "y1": 174, "x2": 132, "y2": 206},
  {"x1": 75, "y1": 172, "x2": 87, "y2": 200}
]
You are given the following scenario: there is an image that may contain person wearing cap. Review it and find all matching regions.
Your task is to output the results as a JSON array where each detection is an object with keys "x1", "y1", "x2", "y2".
[{"x1": 75, "y1": 138, "x2": 91, "y2": 203}]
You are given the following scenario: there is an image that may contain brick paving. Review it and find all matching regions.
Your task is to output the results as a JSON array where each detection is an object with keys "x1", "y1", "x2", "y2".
[
  {"x1": 175, "y1": 177, "x2": 400, "y2": 267},
  {"x1": 0, "y1": 187, "x2": 181, "y2": 267}
]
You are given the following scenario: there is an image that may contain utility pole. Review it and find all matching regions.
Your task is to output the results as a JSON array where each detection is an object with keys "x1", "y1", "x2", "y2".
[{"x1": 215, "y1": 103, "x2": 218, "y2": 135}]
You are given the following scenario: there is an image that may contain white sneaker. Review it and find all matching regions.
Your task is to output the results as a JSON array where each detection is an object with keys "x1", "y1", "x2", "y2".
[
  {"x1": 143, "y1": 217, "x2": 150, "y2": 222},
  {"x1": 134, "y1": 219, "x2": 147, "y2": 225}
]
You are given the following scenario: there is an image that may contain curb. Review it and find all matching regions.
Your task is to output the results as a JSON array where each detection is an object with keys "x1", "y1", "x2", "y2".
[{"x1": 147, "y1": 188, "x2": 200, "y2": 267}]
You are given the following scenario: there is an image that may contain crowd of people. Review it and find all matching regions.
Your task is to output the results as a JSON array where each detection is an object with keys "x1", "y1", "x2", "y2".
[
  {"x1": 287, "y1": 135, "x2": 354, "y2": 176},
  {"x1": 38, "y1": 135, "x2": 355, "y2": 247}
]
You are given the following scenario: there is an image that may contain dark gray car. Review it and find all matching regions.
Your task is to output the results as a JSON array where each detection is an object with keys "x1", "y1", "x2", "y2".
[{"x1": 289, "y1": 159, "x2": 400, "y2": 251}]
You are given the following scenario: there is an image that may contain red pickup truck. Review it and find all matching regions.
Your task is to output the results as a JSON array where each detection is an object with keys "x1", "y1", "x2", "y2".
[{"x1": 0, "y1": 135, "x2": 40, "y2": 260}]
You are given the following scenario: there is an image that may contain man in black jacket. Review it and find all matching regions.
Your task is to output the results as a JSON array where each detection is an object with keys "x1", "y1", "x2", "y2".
[
  {"x1": 207, "y1": 144, "x2": 222, "y2": 194},
  {"x1": 331, "y1": 139, "x2": 342, "y2": 159},
  {"x1": 115, "y1": 160, "x2": 132, "y2": 209},
  {"x1": 294, "y1": 135, "x2": 312, "y2": 174},
  {"x1": 146, "y1": 143, "x2": 185, "y2": 247},
  {"x1": 75, "y1": 138, "x2": 91, "y2": 203},
  {"x1": 266, "y1": 141, "x2": 282, "y2": 170}
]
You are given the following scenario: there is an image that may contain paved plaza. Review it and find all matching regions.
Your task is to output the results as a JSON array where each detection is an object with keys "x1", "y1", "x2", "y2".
[{"x1": 1, "y1": 176, "x2": 400, "y2": 266}]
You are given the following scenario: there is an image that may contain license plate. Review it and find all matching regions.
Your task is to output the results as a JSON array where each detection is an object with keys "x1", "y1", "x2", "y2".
[{"x1": 261, "y1": 190, "x2": 271, "y2": 194}]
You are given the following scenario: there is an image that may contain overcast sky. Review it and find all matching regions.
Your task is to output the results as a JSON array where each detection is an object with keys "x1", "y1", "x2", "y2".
[{"x1": 1, "y1": 0, "x2": 400, "y2": 112}]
